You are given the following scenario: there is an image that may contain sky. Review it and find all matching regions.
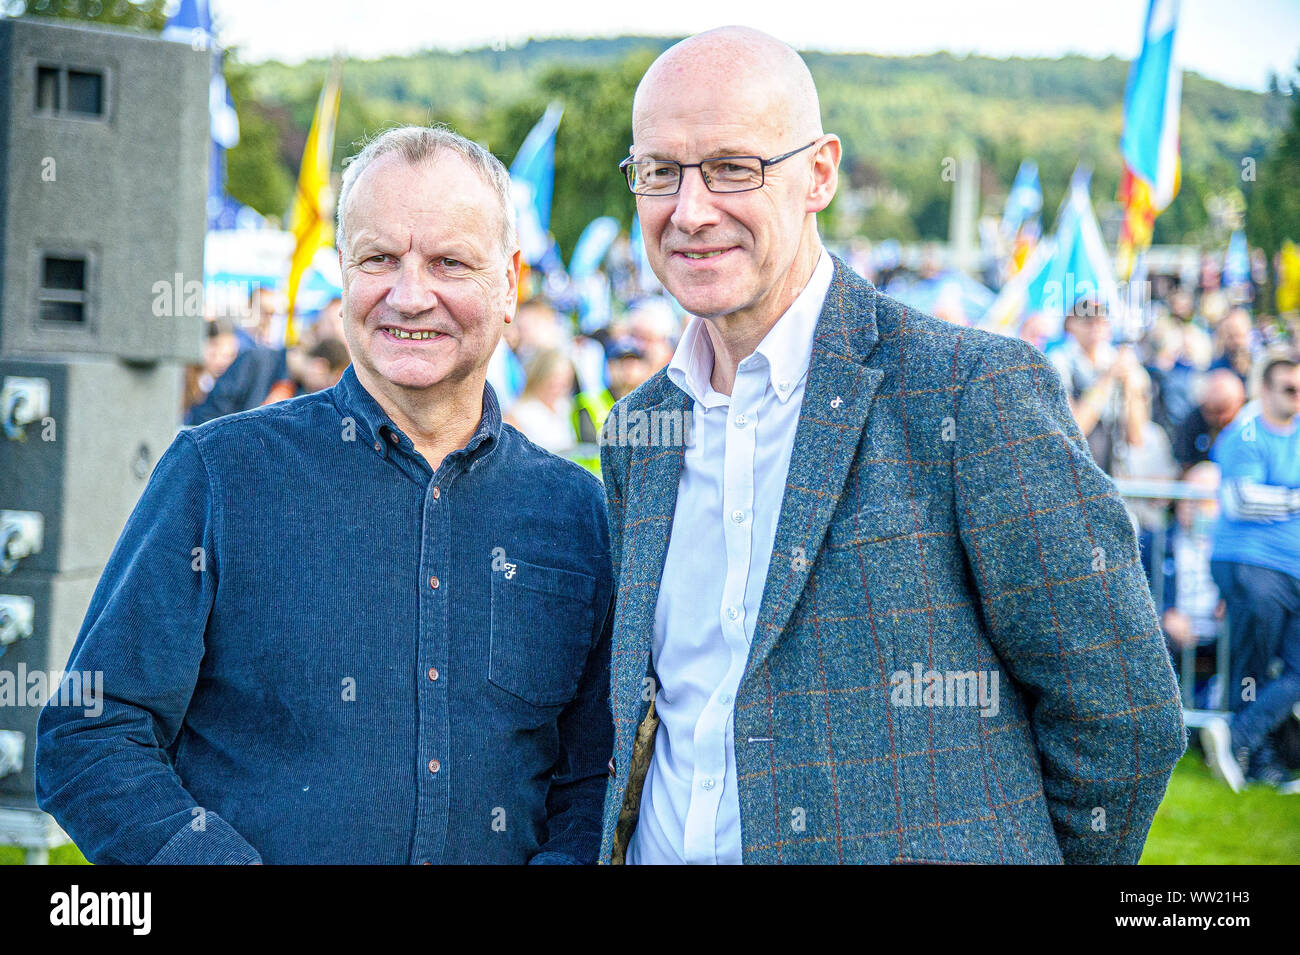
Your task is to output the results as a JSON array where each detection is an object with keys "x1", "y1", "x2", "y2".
[{"x1": 210, "y1": 0, "x2": 1300, "y2": 92}]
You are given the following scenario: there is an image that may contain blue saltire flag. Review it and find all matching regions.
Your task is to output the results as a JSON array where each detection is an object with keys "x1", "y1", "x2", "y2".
[
  {"x1": 628, "y1": 215, "x2": 660, "y2": 294},
  {"x1": 569, "y1": 216, "x2": 620, "y2": 280},
  {"x1": 1120, "y1": 0, "x2": 1181, "y2": 208},
  {"x1": 1031, "y1": 166, "x2": 1118, "y2": 318},
  {"x1": 163, "y1": 0, "x2": 242, "y2": 230},
  {"x1": 1000, "y1": 159, "x2": 1042, "y2": 238},
  {"x1": 568, "y1": 216, "x2": 621, "y2": 334},
  {"x1": 983, "y1": 166, "x2": 1118, "y2": 339},
  {"x1": 510, "y1": 103, "x2": 563, "y2": 265}
]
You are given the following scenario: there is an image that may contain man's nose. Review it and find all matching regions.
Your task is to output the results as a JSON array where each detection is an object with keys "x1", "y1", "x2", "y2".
[
  {"x1": 669, "y1": 165, "x2": 722, "y2": 234},
  {"x1": 386, "y1": 259, "x2": 438, "y2": 316}
]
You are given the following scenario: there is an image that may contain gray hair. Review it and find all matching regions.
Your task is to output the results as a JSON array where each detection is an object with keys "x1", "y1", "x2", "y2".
[{"x1": 335, "y1": 124, "x2": 517, "y2": 258}]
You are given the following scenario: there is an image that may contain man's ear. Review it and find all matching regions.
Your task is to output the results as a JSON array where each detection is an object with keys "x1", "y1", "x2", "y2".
[
  {"x1": 806, "y1": 135, "x2": 841, "y2": 214},
  {"x1": 505, "y1": 247, "x2": 522, "y2": 321}
]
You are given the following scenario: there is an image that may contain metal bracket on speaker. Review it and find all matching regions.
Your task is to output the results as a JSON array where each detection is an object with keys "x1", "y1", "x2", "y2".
[
  {"x1": 1, "y1": 377, "x2": 50, "y2": 440},
  {"x1": 0, "y1": 595, "x2": 35, "y2": 656},
  {"x1": 0, "y1": 512, "x2": 43, "y2": 575},
  {"x1": 0, "y1": 731, "x2": 23, "y2": 781}
]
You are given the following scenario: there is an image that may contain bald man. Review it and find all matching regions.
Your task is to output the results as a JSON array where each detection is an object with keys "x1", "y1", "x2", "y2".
[
  {"x1": 1174, "y1": 368, "x2": 1247, "y2": 471},
  {"x1": 598, "y1": 26, "x2": 1186, "y2": 865}
]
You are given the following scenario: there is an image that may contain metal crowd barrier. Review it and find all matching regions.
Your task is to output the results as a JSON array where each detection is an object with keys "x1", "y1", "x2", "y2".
[{"x1": 1113, "y1": 477, "x2": 1226, "y2": 729}]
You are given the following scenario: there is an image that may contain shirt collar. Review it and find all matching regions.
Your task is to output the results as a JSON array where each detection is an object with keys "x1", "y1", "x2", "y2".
[
  {"x1": 668, "y1": 248, "x2": 832, "y2": 406},
  {"x1": 331, "y1": 364, "x2": 502, "y2": 465}
]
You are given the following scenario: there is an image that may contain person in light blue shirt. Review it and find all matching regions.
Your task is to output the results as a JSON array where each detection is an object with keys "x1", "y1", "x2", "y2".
[{"x1": 1201, "y1": 355, "x2": 1300, "y2": 791}]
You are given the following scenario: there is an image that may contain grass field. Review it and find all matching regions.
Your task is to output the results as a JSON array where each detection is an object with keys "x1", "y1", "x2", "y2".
[
  {"x1": 1140, "y1": 755, "x2": 1300, "y2": 864},
  {"x1": 1, "y1": 754, "x2": 1294, "y2": 865}
]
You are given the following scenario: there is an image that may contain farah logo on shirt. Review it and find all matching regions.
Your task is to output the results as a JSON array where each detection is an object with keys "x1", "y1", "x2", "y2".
[{"x1": 490, "y1": 547, "x2": 518, "y2": 579}]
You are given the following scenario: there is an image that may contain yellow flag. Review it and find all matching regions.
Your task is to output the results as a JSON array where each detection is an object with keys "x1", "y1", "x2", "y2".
[
  {"x1": 1278, "y1": 240, "x2": 1300, "y2": 316},
  {"x1": 285, "y1": 59, "x2": 344, "y2": 346}
]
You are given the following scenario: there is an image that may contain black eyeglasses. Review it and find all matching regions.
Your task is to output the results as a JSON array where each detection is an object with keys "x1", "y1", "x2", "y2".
[{"x1": 620, "y1": 141, "x2": 818, "y2": 196}]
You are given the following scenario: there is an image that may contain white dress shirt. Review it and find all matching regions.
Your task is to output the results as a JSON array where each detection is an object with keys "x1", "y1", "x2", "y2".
[{"x1": 627, "y1": 250, "x2": 833, "y2": 865}]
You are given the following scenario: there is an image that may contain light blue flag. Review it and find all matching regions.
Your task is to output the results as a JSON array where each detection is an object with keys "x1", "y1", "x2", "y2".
[
  {"x1": 569, "y1": 216, "x2": 620, "y2": 280},
  {"x1": 1120, "y1": 0, "x2": 1181, "y2": 206},
  {"x1": 1224, "y1": 231, "x2": 1250, "y2": 288},
  {"x1": 628, "y1": 215, "x2": 660, "y2": 294},
  {"x1": 984, "y1": 166, "x2": 1117, "y2": 339},
  {"x1": 1032, "y1": 166, "x2": 1118, "y2": 326},
  {"x1": 510, "y1": 103, "x2": 563, "y2": 233},
  {"x1": 1000, "y1": 160, "x2": 1042, "y2": 238},
  {"x1": 629, "y1": 215, "x2": 649, "y2": 276}
]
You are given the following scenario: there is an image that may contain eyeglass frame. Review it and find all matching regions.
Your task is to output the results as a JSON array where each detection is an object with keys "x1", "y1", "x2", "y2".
[{"x1": 619, "y1": 140, "x2": 820, "y2": 196}]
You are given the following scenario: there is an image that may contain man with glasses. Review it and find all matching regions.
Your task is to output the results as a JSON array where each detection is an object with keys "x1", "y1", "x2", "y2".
[
  {"x1": 598, "y1": 25, "x2": 1186, "y2": 865},
  {"x1": 1202, "y1": 355, "x2": 1300, "y2": 792}
]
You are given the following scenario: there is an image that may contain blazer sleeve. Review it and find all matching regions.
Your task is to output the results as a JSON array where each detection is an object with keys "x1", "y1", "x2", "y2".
[{"x1": 952, "y1": 333, "x2": 1186, "y2": 865}]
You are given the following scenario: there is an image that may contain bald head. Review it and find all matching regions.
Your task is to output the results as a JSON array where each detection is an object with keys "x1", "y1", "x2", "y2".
[
  {"x1": 1200, "y1": 368, "x2": 1246, "y2": 428},
  {"x1": 634, "y1": 27, "x2": 823, "y2": 143},
  {"x1": 627, "y1": 26, "x2": 840, "y2": 333}
]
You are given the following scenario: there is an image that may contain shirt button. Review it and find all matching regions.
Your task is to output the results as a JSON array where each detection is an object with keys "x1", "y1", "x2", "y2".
[
  {"x1": 719, "y1": 693, "x2": 732, "y2": 705},
  {"x1": 388, "y1": 431, "x2": 400, "y2": 444},
  {"x1": 731, "y1": 509, "x2": 745, "y2": 523},
  {"x1": 734, "y1": 413, "x2": 748, "y2": 427},
  {"x1": 428, "y1": 759, "x2": 441, "y2": 774},
  {"x1": 432, "y1": 486, "x2": 440, "y2": 500},
  {"x1": 427, "y1": 667, "x2": 439, "y2": 682},
  {"x1": 701, "y1": 777, "x2": 715, "y2": 791},
  {"x1": 727, "y1": 607, "x2": 740, "y2": 620},
  {"x1": 429, "y1": 576, "x2": 440, "y2": 589}
]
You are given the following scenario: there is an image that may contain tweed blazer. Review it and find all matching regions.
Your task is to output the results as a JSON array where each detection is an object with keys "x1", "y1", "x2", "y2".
[{"x1": 598, "y1": 255, "x2": 1187, "y2": 864}]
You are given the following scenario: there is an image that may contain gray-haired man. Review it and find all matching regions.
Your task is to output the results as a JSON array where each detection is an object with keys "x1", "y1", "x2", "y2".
[{"x1": 37, "y1": 126, "x2": 614, "y2": 864}]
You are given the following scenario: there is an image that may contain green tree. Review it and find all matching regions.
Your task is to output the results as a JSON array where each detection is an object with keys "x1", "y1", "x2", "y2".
[
  {"x1": 1153, "y1": 170, "x2": 1211, "y2": 245},
  {"x1": 1245, "y1": 63, "x2": 1300, "y2": 265},
  {"x1": 492, "y1": 52, "x2": 654, "y2": 262},
  {"x1": 7, "y1": 0, "x2": 169, "y2": 29},
  {"x1": 224, "y1": 58, "x2": 295, "y2": 222}
]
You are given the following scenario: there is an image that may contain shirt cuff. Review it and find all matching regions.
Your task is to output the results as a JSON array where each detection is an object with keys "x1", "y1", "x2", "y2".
[{"x1": 147, "y1": 813, "x2": 263, "y2": 865}]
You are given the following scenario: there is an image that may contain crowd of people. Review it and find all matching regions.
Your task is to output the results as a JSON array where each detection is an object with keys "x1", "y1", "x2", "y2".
[{"x1": 184, "y1": 287, "x2": 350, "y2": 426}]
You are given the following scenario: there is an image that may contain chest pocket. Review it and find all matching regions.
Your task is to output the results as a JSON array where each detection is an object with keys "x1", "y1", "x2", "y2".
[
  {"x1": 825, "y1": 496, "x2": 927, "y2": 551},
  {"x1": 490, "y1": 557, "x2": 596, "y2": 707}
]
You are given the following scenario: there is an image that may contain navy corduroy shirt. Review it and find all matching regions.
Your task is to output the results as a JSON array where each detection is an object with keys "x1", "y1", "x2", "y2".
[{"x1": 35, "y1": 366, "x2": 613, "y2": 865}]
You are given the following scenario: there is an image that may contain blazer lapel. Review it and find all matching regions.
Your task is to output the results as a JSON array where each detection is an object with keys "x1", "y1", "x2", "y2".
[
  {"x1": 611, "y1": 386, "x2": 690, "y2": 731},
  {"x1": 742, "y1": 258, "x2": 884, "y2": 693}
]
